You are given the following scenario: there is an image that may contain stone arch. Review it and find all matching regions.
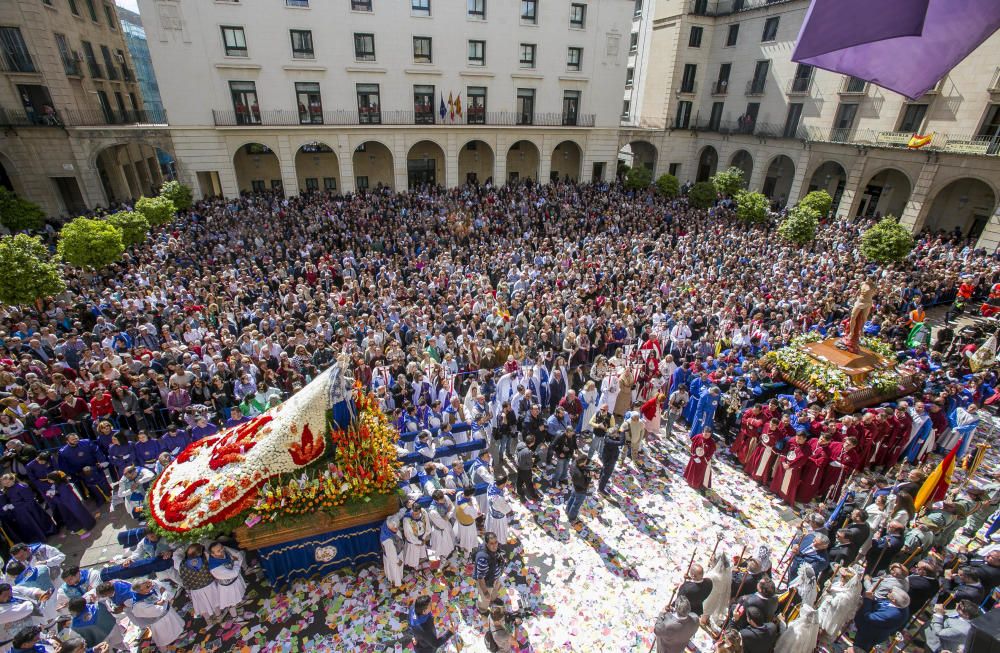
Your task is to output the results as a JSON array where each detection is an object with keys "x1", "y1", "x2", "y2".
[
  {"x1": 506, "y1": 140, "x2": 541, "y2": 183},
  {"x1": 805, "y1": 160, "x2": 848, "y2": 215},
  {"x1": 762, "y1": 154, "x2": 795, "y2": 206},
  {"x1": 94, "y1": 141, "x2": 173, "y2": 203},
  {"x1": 353, "y1": 140, "x2": 394, "y2": 191},
  {"x1": 0, "y1": 151, "x2": 21, "y2": 195},
  {"x1": 619, "y1": 140, "x2": 657, "y2": 173},
  {"x1": 857, "y1": 167, "x2": 912, "y2": 219},
  {"x1": 696, "y1": 146, "x2": 718, "y2": 182},
  {"x1": 406, "y1": 139, "x2": 446, "y2": 189},
  {"x1": 551, "y1": 140, "x2": 583, "y2": 182},
  {"x1": 458, "y1": 139, "x2": 495, "y2": 186},
  {"x1": 728, "y1": 150, "x2": 754, "y2": 188},
  {"x1": 294, "y1": 142, "x2": 340, "y2": 194},
  {"x1": 919, "y1": 177, "x2": 998, "y2": 240},
  {"x1": 232, "y1": 143, "x2": 282, "y2": 195}
]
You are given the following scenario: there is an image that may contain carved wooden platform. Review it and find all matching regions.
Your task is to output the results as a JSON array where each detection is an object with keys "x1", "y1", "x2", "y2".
[{"x1": 802, "y1": 339, "x2": 885, "y2": 383}]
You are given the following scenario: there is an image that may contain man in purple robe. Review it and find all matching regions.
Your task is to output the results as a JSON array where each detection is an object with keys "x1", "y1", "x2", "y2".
[
  {"x1": 0, "y1": 474, "x2": 55, "y2": 541},
  {"x1": 57, "y1": 434, "x2": 108, "y2": 483},
  {"x1": 158, "y1": 425, "x2": 190, "y2": 456},
  {"x1": 45, "y1": 472, "x2": 96, "y2": 535}
]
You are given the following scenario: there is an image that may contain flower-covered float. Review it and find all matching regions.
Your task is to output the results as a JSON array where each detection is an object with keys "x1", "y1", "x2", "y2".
[{"x1": 147, "y1": 363, "x2": 402, "y2": 584}]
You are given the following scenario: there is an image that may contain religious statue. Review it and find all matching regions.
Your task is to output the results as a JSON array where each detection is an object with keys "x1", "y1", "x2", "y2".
[{"x1": 837, "y1": 280, "x2": 876, "y2": 353}]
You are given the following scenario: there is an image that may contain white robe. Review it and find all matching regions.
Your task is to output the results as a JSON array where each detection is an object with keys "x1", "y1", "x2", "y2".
[
  {"x1": 381, "y1": 537, "x2": 404, "y2": 587},
  {"x1": 128, "y1": 583, "x2": 184, "y2": 649},
  {"x1": 599, "y1": 375, "x2": 620, "y2": 416},
  {"x1": 580, "y1": 388, "x2": 600, "y2": 432},
  {"x1": 485, "y1": 490, "x2": 511, "y2": 544},
  {"x1": 401, "y1": 512, "x2": 431, "y2": 568},
  {"x1": 775, "y1": 603, "x2": 820, "y2": 653},
  {"x1": 208, "y1": 548, "x2": 246, "y2": 611},
  {"x1": 428, "y1": 500, "x2": 456, "y2": 559},
  {"x1": 453, "y1": 500, "x2": 480, "y2": 552},
  {"x1": 702, "y1": 551, "x2": 732, "y2": 622},
  {"x1": 816, "y1": 572, "x2": 863, "y2": 638}
]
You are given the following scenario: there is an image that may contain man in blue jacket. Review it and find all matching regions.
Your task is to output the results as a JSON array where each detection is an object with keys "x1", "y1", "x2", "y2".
[
  {"x1": 852, "y1": 587, "x2": 909, "y2": 651},
  {"x1": 409, "y1": 594, "x2": 453, "y2": 652}
]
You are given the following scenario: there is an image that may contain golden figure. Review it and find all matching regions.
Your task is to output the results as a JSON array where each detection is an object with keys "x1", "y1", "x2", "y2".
[{"x1": 837, "y1": 281, "x2": 876, "y2": 354}]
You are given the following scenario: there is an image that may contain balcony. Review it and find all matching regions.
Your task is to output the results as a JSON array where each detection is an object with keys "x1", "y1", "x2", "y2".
[
  {"x1": 689, "y1": 0, "x2": 793, "y2": 16},
  {"x1": 690, "y1": 118, "x2": 806, "y2": 140},
  {"x1": 86, "y1": 60, "x2": 104, "y2": 79},
  {"x1": 745, "y1": 79, "x2": 766, "y2": 96},
  {"x1": 787, "y1": 77, "x2": 812, "y2": 95},
  {"x1": 0, "y1": 53, "x2": 37, "y2": 74},
  {"x1": 710, "y1": 80, "x2": 728, "y2": 96},
  {"x1": 61, "y1": 57, "x2": 83, "y2": 77},
  {"x1": 0, "y1": 106, "x2": 61, "y2": 127},
  {"x1": 59, "y1": 107, "x2": 168, "y2": 126},
  {"x1": 211, "y1": 109, "x2": 596, "y2": 127},
  {"x1": 839, "y1": 77, "x2": 868, "y2": 95}
]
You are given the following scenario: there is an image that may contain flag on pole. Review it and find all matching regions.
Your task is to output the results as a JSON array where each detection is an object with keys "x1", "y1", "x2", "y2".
[
  {"x1": 439, "y1": 93, "x2": 447, "y2": 120},
  {"x1": 914, "y1": 439, "x2": 961, "y2": 510},
  {"x1": 907, "y1": 133, "x2": 934, "y2": 149},
  {"x1": 448, "y1": 92, "x2": 454, "y2": 121},
  {"x1": 455, "y1": 93, "x2": 462, "y2": 119}
]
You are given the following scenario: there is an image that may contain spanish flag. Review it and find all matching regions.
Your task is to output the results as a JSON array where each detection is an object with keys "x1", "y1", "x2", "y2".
[
  {"x1": 907, "y1": 133, "x2": 934, "y2": 149},
  {"x1": 913, "y1": 439, "x2": 960, "y2": 510}
]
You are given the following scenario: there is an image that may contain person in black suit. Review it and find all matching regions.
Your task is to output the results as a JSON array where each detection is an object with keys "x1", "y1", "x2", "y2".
[
  {"x1": 907, "y1": 559, "x2": 942, "y2": 615},
  {"x1": 730, "y1": 578, "x2": 778, "y2": 630},
  {"x1": 828, "y1": 530, "x2": 858, "y2": 567},
  {"x1": 865, "y1": 521, "x2": 905, "y2": 575},
  {"x1": 841, "y1": 509, "x2": 872, "y2": 552},
  {"x1": 730, "y1": 558, "x2": 765, "y2": 598},
  {"x1": 677, "y1": 564, "x2": 713, "y2": 617},
  {"x1": 408, "y1": 595, "x2": 453, "y2": 652},
  {"x1": 738, "y1": 607, "x2": 779, "y2": 653},
  {"x1": 939, "y1": 567, "x2": 985, "y2": 606},
  {"x1": 965, "y1": 548, "x2": 1000, "y2": 598}
]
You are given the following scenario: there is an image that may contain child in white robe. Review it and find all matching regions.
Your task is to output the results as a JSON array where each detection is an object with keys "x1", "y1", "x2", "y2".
[
  {"x1": 207, "y1": 542, "x2": 246, "y2": 617},
  {"x1": 401, "y1": 504, "x2": 431, "y2": 569},
  {"x1": 428, "y1": 490, "x2": 456, "y2": 560},
  {"x1": 127, "y1": 578, "x2": 185, "y2": 649},
  {"x1": 484, "y1": 476, "x2": 512, "y2": 545},
  {"x1": 380, "y1": 516, "x2": 405, "y2": 588},
  {"x1": 175, "y1": 544, "x2": 220, "y2": 622},
  {"x1": 454, "y1": 487, "x2": 480, "y2": 553}
]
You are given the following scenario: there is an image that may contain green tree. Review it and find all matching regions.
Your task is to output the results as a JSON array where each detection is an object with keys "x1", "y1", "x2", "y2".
[
  {"x1": 687, "y1": 181, "x2": 717, "y2": 209},
  {"x1": 734, "y1": 190, "x2": 770, "y2": 223},
  {"x1": 799, "y1": 190, "x2": 833, "y2": 217},
  {"x1": 0, "y1": 187, "x2": 45, "y2": 233},
  {"x1": 860, "y1": 217, "x2": 914, "y2": 264},
  {"x1": 57, "y1": 217, "x2": 124, "y2": 269},
  {"x1": 107, "y1": 210, "x2": 150, "y2": 247},
  {"x1": 159, "y1": 180, "x2": 193, "y2": 211},
  {"x1": 777, "y1": 205, "x2": 820, "y2": 245},
  {"x1": 0, "y1": 234, "x2": 65, "y2": 306},
  {"x1": 655, "y1": 174, "x2": 680, "y2": 198},
  {"x1": 134, "y1": 195, "x2": 176, "y2": 227},
  {"x1": 711, "y1": 167, "x2": 745, "y2": 197},
  {"x1": 624, "y1": 165, "x2": 653, "y2": 190}
]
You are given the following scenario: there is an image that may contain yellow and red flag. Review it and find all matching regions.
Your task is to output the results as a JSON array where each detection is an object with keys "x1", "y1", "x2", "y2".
[
  {"x1": 907, "y1": 133, "x2": 934, "y2": 149},
  {"x1": 914, "y1": 439, "x2": 960, "y2": 510}
]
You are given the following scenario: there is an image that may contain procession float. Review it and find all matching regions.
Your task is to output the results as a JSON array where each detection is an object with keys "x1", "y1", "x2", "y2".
[
  {"x1": 146, "y1": 360, "x2": 401, "y2": 585},
  {"x1": 760, "y1": 281, "x2": 921, "y2": 413}
]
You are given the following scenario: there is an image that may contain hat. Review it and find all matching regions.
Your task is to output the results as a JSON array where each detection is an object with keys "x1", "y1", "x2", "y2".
[{"x1": 27, "y1": 403, "x2": 40, "y2": 410}]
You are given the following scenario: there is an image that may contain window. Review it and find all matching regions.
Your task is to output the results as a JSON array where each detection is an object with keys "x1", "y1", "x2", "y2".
[
  {"x1": 674, "y1": 101, "x2": 692, "y2": 128},
  {"x1": 519, "y1": 43, "x2": 536, "y2": 68},
  {"x1": 351, "y1": 0, "x2": 372, "y2": 10},
  {"x1": 748, "y1": 60, "x2": 769, "y2": 94},
  {"x1": 629, "y1": 33, "x2": 638, "y2": 53},
  {"x1": 467, "y1": 86, "x2": 486, "y2": 124},
  {"x1": 625, "y1": 67, "x2": 634, "y2": 86},
  {"x1": 668, "y1": 163, "x2": 681, "y2": 176},
  {"x1": 521, "y1": 0, "x2": 537, "y2": 23},
  {"x1": 251, "y1": 180, "x2": 266, "y2": 193},
  {"x1": 286, "y1": 0, "x2": 310, "y2": 6},
  {"x1": 305, "y1": 178, "x2": 319, "y2": 192},
  {"x1": 296, "y1": 82, "x2": 322, "y2": 124},
  {"x1": 741, "y1": 102, "x2": 759, "y2": 132},
  {"x1": 468, "y1": 0, "x2": 485, "y2": 18},
  {"x1": 567, "y1": 47, "x2": 582, "y2": 71},
  {"x1": 570, "y1": 3, "x2": 586, "y2": 28},
  {"x1": 680, "y1": 64, "x2": 697, "y2": 93},
  {"x1": 357, "y1": 83, "x2": 380, "y2": 124},
  {"x1": 356, "y1": 176, "x2": 369, "y2": 190},
  {"x1": 412, "y1": 0, "x2": 430, "y2": 15},
  {"x1": 81, "y1": 41, "x2": 101, "y2": 77},
  {"x1": 55, "y1": 34, "x2": 79, "y2": 76},
  {"x1": 271, "y1": 180, "x2": 283, "y2": 191},
  {"x1": 114, "y1": 91, "x2": 127, "y2": 119},
  {"x1": 562, "y1": 90, "x2": 580, "y2": 125},
  {"x1": 229, "y1": 81, "x2": 260, "y2": 124},
  {"x1": 831, "y1": 102, "x2": 858, "y2": 141},
  {"x1": 85, "y1": 0, "x2": 98, "y2": 21},
  {"x1": 290, "y1": 30, "x2": 314, "y2": 59},
  {"x1": 783, "y1": 103, "x2": 802, "y2": 137},
  {"x1": 413, "y1": 37, "x2": 432, "y2": 64},
  {"x1": 354, "y1": 33, "x2": 375, "y2": 61},
  {"x1": 221, "y1": 26, "x2": 247, "y2": 57},
  {"x1": 516, "y1": 88, "x2": 535, "y2": 125},
  {"x1": 621, "y1": 99, "x2": 630, "y2": 120},
  {"x1": 101, "y1": 45, "x2": 118, "y2": 80},
  {"x1": 118, "y1": 48, "x2": 133, "y2": 80},
  {"x1": 414, "y1": 85, "x2": 435, "y2": 124},
  {"x1": 761, "y1": 17, "x2": 779, "y2": 42},
  {"x1": 0, "y1": 27, "x2": 35, "y2": 73},
  {"x1": 96, "y1": 90, "x2": 114, "y2": 123},
  {"x1": 843, "y1": 76, "x2": 868, "y2": 93},
  {"x1": 467, "y1": 40, "x2": 484, "y2": 66},
  {"x1": 324, "y1": 177, "x2": 337, "y2": 190},
  {"x1": 708, "y1": 102, "x2": 724, "y2": 130},
  {"x1": 689, "y1": 26, "x2": 703, "y2": 48},
  {"x1": 898, "y1": 103, "x2": 928, "y2": 132},
  {"x1": 128, "y1": 92, "x2": 139, "y2": 114},
  {"x1": 725, "y1": 24, "x2": 739, "y2": 46},
  {"x1": 713, "y1": 62, "x2": 730, "y2": 94},
  {"x1": 790, "y1": 64, "x2": 812, "y2": 93},
  {"x1": 103, "y1": 4, "x2": 117, "y2": 29},
  {"x1": 977, "y1": 104, "x2": 1000, "y2": 139},
  {"x1": 68, "y1": 0, "x2": 79, "y2": 16}
]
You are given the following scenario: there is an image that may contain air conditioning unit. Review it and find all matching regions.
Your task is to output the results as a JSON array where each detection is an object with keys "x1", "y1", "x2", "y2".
[{"x1": 115, "y1": 52, "x2": 125, "y2": 64}]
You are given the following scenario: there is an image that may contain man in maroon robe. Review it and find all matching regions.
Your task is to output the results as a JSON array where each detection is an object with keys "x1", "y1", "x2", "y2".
[
  {"x1": 733, "y1": 405, "x2": 765, "y2": 465},
  {"x1": 747, "y1": 418, "x2": 780, "y2": 485},
  {"x1": 880, "y1": 403, "x2": 913, "y2": 469},
  {"x1": 798, "y1": 432, "x2": 832, "y2": 504},
  {"x1": 684, "y1": 429, "x2": 716, "y2": 491},
  {"x1": 770, "y1": 432, "x2": 808, "y2": 504},
  {"x1": 819, "y1": 436, "x2": 862, "y2": 501}
]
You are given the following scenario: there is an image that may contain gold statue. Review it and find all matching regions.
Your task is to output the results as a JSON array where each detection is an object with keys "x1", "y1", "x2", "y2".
[{"x1": 837, "y1": 280, "x2": 876, "y2": 354}]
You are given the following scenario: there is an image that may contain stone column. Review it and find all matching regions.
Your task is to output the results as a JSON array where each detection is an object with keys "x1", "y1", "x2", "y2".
[
  {"x1": 838, "y1": 155, "x2": 871, "y2": 220},
  {"x1": 900, "y1": 160, "x2": 939, "y2": 232}
]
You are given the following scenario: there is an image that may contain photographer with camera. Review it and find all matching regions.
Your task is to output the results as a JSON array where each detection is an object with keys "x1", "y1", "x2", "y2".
[
  {"x1": 566, "y1": 455, "x2": 592, "y2": 523},
  {"x1": 485, "y1": 601, "x2": 521, "y2": 652}
]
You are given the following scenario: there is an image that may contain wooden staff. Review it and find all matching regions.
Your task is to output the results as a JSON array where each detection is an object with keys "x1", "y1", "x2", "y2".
[
  {"x1": 780, "y1": 588, "x2": 798, "y2": 620},
  {"x1": 899, "y1": 546, "x2": 923, "y2": 569},
  {"x1": 708, "y1": 532, "x2": 724, "y2": 565},
  {"x1": 666, "y1": 547, "x2": 700, "y2": 607},
  {"x1": 718, "y1": 544, "x2": 750, "y2": 632}
]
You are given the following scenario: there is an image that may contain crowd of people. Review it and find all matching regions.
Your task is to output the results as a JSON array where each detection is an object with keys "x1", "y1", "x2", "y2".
[{"x1": 0, "y1": 178, "x2": 998, "y2": 651}]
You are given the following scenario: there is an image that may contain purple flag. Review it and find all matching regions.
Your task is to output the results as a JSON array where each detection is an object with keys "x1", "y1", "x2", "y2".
[{"x1": 793, "y1": 0, "x2": 1000, "y2": 99}]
